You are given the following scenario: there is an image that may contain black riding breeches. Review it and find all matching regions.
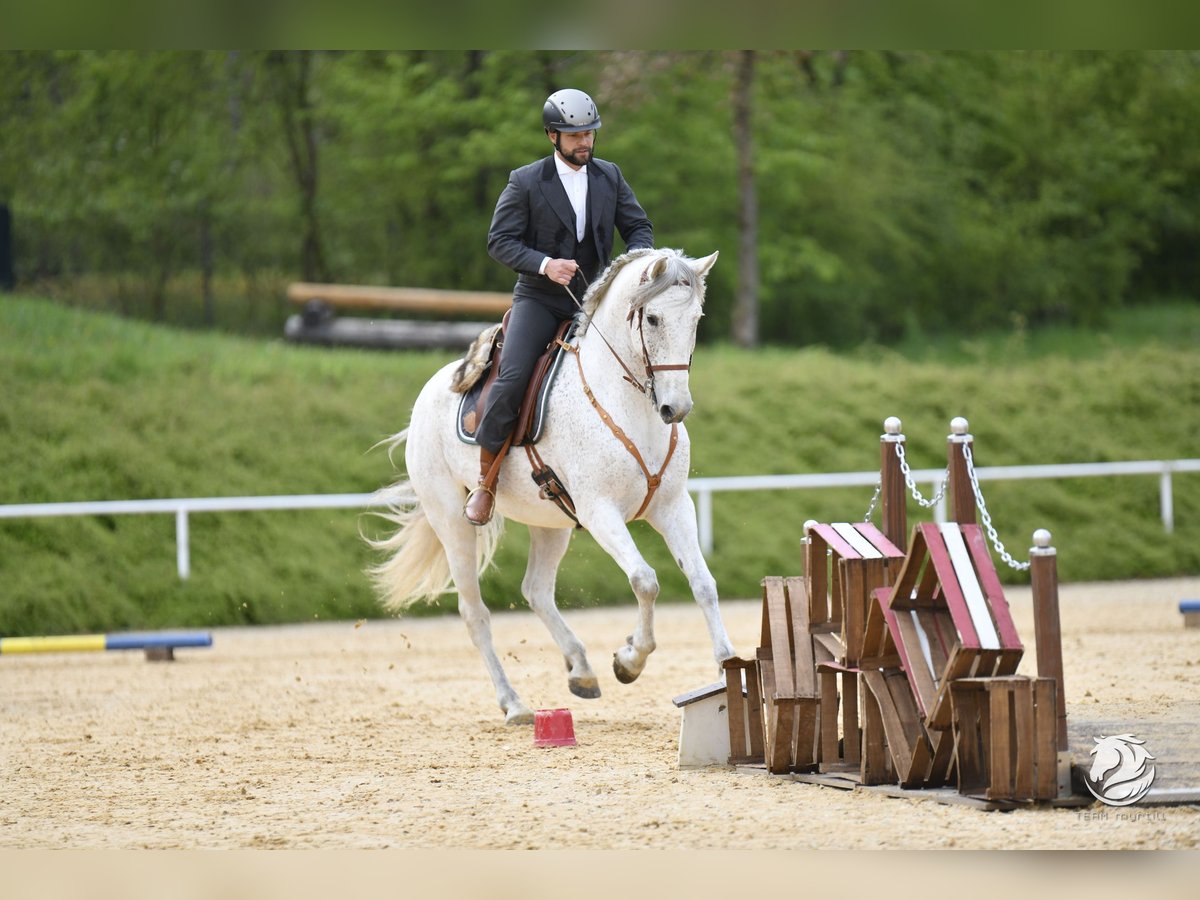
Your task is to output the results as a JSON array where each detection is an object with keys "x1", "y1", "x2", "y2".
[{"x1": 474, "y1": 295, "x2": 575, "y2": 454}]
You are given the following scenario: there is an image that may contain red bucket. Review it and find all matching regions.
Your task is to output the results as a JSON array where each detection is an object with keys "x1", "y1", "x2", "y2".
[{"x1": 533, "y1": 708, "x2": 577, "y2": 747}]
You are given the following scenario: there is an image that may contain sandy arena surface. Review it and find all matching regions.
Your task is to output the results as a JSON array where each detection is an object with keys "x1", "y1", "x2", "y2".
[{"x1": 2, "y1": 577, "x2": 1198, "y2": 850}]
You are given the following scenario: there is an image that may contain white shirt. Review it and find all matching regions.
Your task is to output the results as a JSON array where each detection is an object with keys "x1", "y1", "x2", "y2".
[{"x1": 538, "y1": 154, "x2": 589, "y2": 275}]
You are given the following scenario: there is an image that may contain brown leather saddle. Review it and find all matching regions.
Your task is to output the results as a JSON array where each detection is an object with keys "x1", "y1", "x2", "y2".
[{"x1": 457, "y1": 310, "x2": 575, "y2": 447}]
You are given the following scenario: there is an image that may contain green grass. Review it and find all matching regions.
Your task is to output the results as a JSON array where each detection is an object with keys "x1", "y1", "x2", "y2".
[{"x1": 2, "y1": 294, "x2": 1199, "y2": 635}]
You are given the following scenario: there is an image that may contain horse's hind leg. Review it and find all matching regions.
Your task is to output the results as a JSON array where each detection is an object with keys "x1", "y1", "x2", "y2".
[
  {"x1": 524, "y1": 526, "x2": 600, "y2": 699},
  {"x1": 648, "y1": 495, "x2": 736, "y2": 671},
  {"x1": 431, "y1": 510, "x2": 534, "y2": 725}
]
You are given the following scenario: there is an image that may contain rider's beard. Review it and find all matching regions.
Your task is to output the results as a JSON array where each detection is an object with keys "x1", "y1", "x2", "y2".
[{"x1": 557, "y1": 140, "x2": 592, "y2": 168}]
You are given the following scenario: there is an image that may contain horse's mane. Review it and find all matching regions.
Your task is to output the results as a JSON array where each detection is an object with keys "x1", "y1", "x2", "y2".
[{"x1": 574, "y1": 248, "x2": 705, "y2": 336}]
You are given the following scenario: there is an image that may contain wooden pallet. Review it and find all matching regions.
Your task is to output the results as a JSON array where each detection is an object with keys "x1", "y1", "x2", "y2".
[
  {"x1": 882, "y1": 523, "x2": 1024, "y2": 730},
  {"x1": 756, "y1": 576, "x2": 819, "y2": 773},
  {"x1": 805, "y1": 522, "x2": 906, "y2": 666},
  {"x1": 951, "y1": 676, "x2": 1059, "y2": 801},
  {"x1": 723, "y1": 657, "x2": 764, "y2": 766}
]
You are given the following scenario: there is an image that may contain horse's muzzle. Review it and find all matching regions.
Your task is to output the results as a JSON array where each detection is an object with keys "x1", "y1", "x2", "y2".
[{"x1": 659, "y1": 402, "x2": 691, "y2": 424}]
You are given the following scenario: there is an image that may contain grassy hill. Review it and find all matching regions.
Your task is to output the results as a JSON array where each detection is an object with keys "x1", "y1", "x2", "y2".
[{"x1": 2, "y1": 295, "x2": 1198, "y2": 635}]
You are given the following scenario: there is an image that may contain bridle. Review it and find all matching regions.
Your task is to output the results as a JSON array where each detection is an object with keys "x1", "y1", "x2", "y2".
[{"x1": 565, "y1": 267, "x2": 694, "y2": 402}]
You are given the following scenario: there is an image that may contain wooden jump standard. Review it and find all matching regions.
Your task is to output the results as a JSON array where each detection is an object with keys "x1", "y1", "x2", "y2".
[{"x1": 725, "y1": 416, "x2": 1072, "y2": 804}]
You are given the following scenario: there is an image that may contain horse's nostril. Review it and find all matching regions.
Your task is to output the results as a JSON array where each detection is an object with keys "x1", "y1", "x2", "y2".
[{"x1": 660, "y1": 405, "x2": 675, "y2": 422}]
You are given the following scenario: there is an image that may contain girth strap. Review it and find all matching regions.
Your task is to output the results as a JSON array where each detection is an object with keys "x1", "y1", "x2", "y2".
[{"x1": 562, "y1": 341, "x2": 679, "y2": 521}]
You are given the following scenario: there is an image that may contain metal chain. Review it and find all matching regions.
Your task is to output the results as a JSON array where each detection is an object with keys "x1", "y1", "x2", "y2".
[
  {"x1": 962, "y1": 442, "x2": 1030, "y2": 571},
  {"x1": 895, "y1": 443, "x2": 950, "y2": 509},
  {"x1": 861, "y1": 482, "x2": 882, "y2": 523}
]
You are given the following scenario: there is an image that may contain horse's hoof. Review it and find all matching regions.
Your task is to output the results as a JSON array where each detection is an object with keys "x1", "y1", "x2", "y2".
[
  {"x1": 569, "y1": 677, "x2": 602, "y2": 699},
  {"x1": 612, "y1": 654, "x2": 639, "y2": 684},
  {"x1": 504, "y1": 706, "x2": 535, "y2": 726}
]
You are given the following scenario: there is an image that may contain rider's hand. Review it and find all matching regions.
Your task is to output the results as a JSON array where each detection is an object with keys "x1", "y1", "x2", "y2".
[{"x1": 544, "y1": 259, "x2": 578, "y2": 286}]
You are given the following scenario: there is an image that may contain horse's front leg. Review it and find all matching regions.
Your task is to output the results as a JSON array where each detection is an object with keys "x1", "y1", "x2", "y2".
[
  {"x1": 647, "y1": 492, "x2": 736, "y2": 672},
  {"x1": 581, "y1": 503, "x2": 660, "y2": 684}
]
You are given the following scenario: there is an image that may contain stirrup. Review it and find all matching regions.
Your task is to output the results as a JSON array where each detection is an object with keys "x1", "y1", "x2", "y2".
[{"x1": 463, "y1": 483, "x2": 496, "y2": 526}]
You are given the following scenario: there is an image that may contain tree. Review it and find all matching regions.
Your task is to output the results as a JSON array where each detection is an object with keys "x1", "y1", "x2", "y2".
[
  {"x1": 263, "y1": 51, "x2": 329, "y2": 283},
  {"x1": 731, "y1": 50, "x2": 759, "y2": 348}
]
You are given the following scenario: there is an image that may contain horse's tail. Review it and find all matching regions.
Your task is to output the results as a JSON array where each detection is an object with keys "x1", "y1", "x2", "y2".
[{"x1": 364, "y1": 429, "x2": 504, "y2": 611}]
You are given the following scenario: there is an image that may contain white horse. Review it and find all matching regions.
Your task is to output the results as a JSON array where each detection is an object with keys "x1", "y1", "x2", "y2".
[{"x1": 367, "y1": 248, "x2": 737, "y2": 724}]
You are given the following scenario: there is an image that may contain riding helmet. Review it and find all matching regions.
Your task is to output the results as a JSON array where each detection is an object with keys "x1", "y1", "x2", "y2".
[{"x1": 542, "y1": 89, "x2": 602, "y2": 133}]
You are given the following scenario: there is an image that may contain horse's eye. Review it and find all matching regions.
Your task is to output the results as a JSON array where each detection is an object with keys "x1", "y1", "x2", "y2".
[{"x1": 646, "y1": 315, "x2": 660, "y2": 327}]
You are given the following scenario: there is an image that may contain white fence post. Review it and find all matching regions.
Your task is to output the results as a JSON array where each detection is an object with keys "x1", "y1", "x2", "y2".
[
  {"x1": 1161, "y1": 468, "x2": 1174, "y2": 534},
  {"x1": 176, "y1": 508, "x2": 190, "y2": 580},
  {"x1": 696, "y1": 488, "x2": 713, "y2": 555}
]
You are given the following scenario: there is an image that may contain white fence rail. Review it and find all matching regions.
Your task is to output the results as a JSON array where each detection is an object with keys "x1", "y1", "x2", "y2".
[{"x1": 1, "y1": 459, "x2": 1196, "y2": 579}]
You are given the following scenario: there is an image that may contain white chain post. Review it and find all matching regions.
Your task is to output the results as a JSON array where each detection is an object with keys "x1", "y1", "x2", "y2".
[{"x1": 1030, "y1": 528, "x2": 1055, "y2": 557}]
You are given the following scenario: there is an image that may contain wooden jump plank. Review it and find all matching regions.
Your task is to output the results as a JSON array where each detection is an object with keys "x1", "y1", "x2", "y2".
[
  {"x1": 811, "y1": 523, "x2": 862, "y2": 561},
  {"x1": 287, "y1": 282, "x2": 512, "y2": 316},
  {"x1": 785, "y1": 576, "x2": 817, "y2": 699},
  {"x1": 853, "y1": 522, "x2": 906, "y2": 560},
  {"x1": 1014, "y1": 679, "x2": 1035, "y2": 800},
  {"x1": 1033, "y1": 679, "x2": 1058, "y2": 799},
  {"x1": 820, "y1": 670, "x2": 840, "y2": 764},
  {"x1": 951, "y1": 683, "x2": 985, "y2": 795},
  {"x1": 885, "y1": 525, "x2": 928, "y2": 611},
  {"x1": 864, "y1": 670, "x2": 914, "y2": 777},
  {"x1": 795, "y1": 701, "x2": 819, "y2": 770},
  {"x1": 987, "y1": 681, "x2": 1013, "y2": 800},
  {"x1": 745, "y1": 662, "x2": 765, "y2": 759},
  {"x1": 938, "y1": 523, "x2": 1000, "y2": 650},
  {"x1": 830, "y1": 557, "x2": 844, "y2": 626},
  {"x1": 805, "y1": 529, "x2": 829, "y2": 626},
  {"x1": 832, "y1": 522, "x2": 883, "y2": 558},
  {"x1": 893, "y1": 610, "x2": 938, "y2": 717},
  {"x1": 842, "y1": 559, "x2": 866, "y2": 663},
  {"x1": 961, "y1": 525, "x2": 1023, "y2": 650},
  {"x1": 767, "y1": 698, "x2": 795, "y2": 773},
  {"x1": 723, "y1": 660, "x2": 749, "y2": 762},
  {"x1": 762, "y1": 577, "x2": 795, "y2": 699},
  {"x1": 887, "y1": 670, "x2": 934, "y2": 787},
  {"x1": 860, "y1": 682, "x2": 891, "y2": 785},
  {"x1": 918, "y1": 523, "x2": 981, "y2": 648}
]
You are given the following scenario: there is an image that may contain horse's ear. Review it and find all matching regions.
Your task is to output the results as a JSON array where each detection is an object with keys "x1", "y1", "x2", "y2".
[{"x1": 689, "y1": 251, "x2": 719, "y2": 279}]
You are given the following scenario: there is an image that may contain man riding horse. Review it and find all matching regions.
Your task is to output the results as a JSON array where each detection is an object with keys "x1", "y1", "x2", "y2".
[{"x1": 465, "y1": 88, "x2": 655, "y2": 525}]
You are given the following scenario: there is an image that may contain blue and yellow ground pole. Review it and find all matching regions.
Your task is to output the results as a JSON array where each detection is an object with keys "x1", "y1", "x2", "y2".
[{"x1": 0, "y1": 631, "x2": 212, "y2": 655}]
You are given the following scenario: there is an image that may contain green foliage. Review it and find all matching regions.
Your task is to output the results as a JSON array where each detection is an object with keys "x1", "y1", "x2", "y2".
[
  {"x1": 2, "y1": 296, "x2": 1198, "y2": 635},
  {"x1": 2, "y1": 51, "x2": 1198, "y2": 345}
]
